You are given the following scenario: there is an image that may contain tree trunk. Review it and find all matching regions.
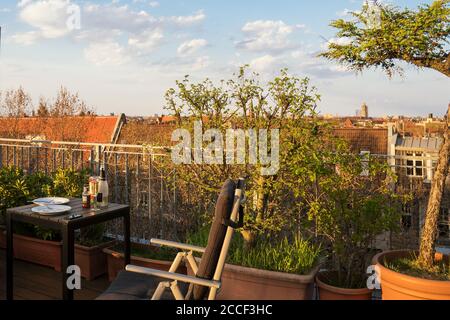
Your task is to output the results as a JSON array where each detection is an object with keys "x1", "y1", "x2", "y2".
[{"x1": 417, "y1": 123, "x2": 450, "y2": 268}]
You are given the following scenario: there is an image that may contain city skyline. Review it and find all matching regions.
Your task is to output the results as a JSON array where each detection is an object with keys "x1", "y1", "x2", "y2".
[{"x1": 0, "y1": 0, "x2": 448, "y2": 117}]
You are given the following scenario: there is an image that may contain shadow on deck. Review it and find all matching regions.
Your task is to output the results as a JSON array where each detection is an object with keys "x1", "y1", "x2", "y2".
[{"x1": 0, "y1": 249, "x2": 110, "y2": 300}]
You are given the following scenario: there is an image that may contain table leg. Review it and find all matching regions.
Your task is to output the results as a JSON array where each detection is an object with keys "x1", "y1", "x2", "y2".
[
  {"x1": 62, "y1": 227, "x2": 75, "y2": 301},
  {"x1": 6, "y1": 211, "x2": 13, "y2": 300},
  {"x1": 124, "y1": 211, "x2": 131, "y2": 266}
]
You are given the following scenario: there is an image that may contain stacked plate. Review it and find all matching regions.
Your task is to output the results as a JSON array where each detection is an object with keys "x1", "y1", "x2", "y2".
[{"x1": 31, "y1": 197, "x2": 72, "y2": 216}]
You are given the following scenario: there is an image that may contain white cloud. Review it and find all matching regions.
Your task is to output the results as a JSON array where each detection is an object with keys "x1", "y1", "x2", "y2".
[
  {"x1": 250, "y1": 55, "x2": 277, "y2": 72},
  {"x1": 18, "y1": 0, "x2": 74, "y2": 39},
  {"x1": 163, "y1": 10, "x2": 205, "y2": 27},
  {"x1": 237, "y1": 20, "x2": 302, "y2": 53},
  {"x1": 18, "y1": 0, "x2": 33, "y2": 8},
  {"x1": 177, "y1": 38, "x2": 207, "y2": 56},
  {"x1": 12, "y1": 1, "x2": 207, "y2": 66},
  {"x1": 128, "y1": 28, "x2": 164, "y2": 53},
  {"x1": 10, "y1": 31, "x2": 41, "y2": 46},
  {"x1": 84, "y1": 41, "x2": 130, "y2": 66}
]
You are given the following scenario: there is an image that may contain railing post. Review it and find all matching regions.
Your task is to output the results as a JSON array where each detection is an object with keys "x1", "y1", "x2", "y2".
[
  {"x1": 114, "y1": 153, "x2": 119, "y2": 203},
  {"x1": 97, "y1": 145, "x2": 102, "y2": 175},
  {"x1": 27, "y1": 147, "x2": 32, "y2": 174},
  {"x1": 125, "y1": 154, "x2": 129, "y2": 204},
  {"x1": 0, "y1": 145, "x2": 3, "y2": 169},
  {"x1": 44, "y1": 148, "x2": 48, "y2": 176},
  {"x1": 90, "y1": 148, "x2": 95, "y2": 175},
  {"x1": 102, "y1": 150, "x2": 107, "y2": 174},
  {"x1": 148, "y1": 156, "x2": 152, "y2": 220},
  {"x1": 21, "y1": 147, "x2": 24, "y2": 170},
  {"x1": 52, "y1": 149, "x2": 56, "y2": 173},
  {"x1": 36, "y1": 147, "x2": 40, "y2": 172},
  {"x1": 71, "y1": 150, "x2": 75, "y2": 171},
  {"x1": 61, "y1": 150, "x2": 65, "y2": 170},
  {"x1": 136, "y1": 154, "x2": 141, "y2": 213},
  {"x1": 13, "y1": 146, "x2": 17, "y2": 168}
]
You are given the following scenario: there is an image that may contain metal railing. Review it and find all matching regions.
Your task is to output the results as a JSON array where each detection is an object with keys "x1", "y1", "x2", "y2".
[
  {"x1": 0, "y1": 138, "x2": 448, "y2": 246},
  {"x1": 0, "y1": 138, "x2": 185, "y2": 242}
]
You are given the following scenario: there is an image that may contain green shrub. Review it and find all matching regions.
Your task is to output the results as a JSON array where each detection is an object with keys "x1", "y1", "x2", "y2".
[
  {"x1": 0, "y1": 167, "x2": 29, "y2": 224},
  {"x1": 0, "y1": 166, "x2": 103, "y2": 246},
  {"x1": 187, "y1": 226, "x2": 321, "y2": 275},
  {"x1": 228, "y1": 237, "x2": 321, "y2": 275},
  {"x1": 51, "y1": 169, "x2": 88, "y2": 197}
]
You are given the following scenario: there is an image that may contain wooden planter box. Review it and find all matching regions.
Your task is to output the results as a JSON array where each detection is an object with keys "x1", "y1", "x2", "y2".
[
  {"x1": 188, "y1": 258, "x2": 320, "y2": 300},
  {"x1": 2, "y1": 231, "x2": 114, "y2": 281},
  {"x1": 103, "y1": 243, "x2": 187, "y2": 282}
]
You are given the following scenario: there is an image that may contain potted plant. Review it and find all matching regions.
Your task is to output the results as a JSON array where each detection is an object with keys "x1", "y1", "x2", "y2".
[
  {"x1": 186, "y1": 226, "x2": 322, "y2": 300},
  {"x1": 103, "y1": 242, "x2": 187, "y2": 281},
  {"x1": 289, "y1": 142, "x2": 405, "y2": 300},
  {"x1": 320, "y1": 0, "x2": 450, "y2": 300},
  {"x1": 372, "y1": 128, "x2": 450, "y2": 299}
]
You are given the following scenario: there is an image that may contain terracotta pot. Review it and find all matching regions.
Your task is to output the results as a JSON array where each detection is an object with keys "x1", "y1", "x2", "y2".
[
  {"x1": 75, "y1": 240, "x2": 116, "y2": 280},
  {"x1": 103, "y1": 243, "x2": 187, "y2": 282},
  {"x1": 11, "y1": 233, "x2": 113, "y2": 280},
  {"x1": 187, "y1": 259, "x2": 319, "y2": 300},
  {"x1": 316, "y1": 271, "x2": 373, "y2": 300},
  {"x1": 13, "y1": 233, "x2": 62, "y2": 271},
  {"x1": 372, "y1": 250, "x2": 450, "y2": 300}
]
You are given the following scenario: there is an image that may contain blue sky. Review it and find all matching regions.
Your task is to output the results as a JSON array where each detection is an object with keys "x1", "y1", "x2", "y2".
[{"x1": 0, "y1": 0, "x2": 448, "y2": 117}]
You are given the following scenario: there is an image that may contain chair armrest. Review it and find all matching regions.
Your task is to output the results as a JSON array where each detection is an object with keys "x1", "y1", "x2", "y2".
[
  {"x1": 125, "y1": 265, "x2": 220, "y2": 289},
  {"x1": 150, "y1": 238, "x2": 206, "y2": 253}
]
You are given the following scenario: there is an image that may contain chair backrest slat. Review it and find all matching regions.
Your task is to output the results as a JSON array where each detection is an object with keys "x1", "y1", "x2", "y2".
[{"x1": 192, "y1": 179, "x2": 244, "y2": 300}]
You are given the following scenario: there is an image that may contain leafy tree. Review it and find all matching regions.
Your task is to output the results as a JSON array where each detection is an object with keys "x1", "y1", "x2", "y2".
[
  {"x1": 320, "y1": 0, "x2": 450, "y2": 76},
  {"x1": 321, "y1": 0, "x2": 450, "y2": 270},
  {"x1": 165, "y1": 66, "x2": 320, "y2": 246}
]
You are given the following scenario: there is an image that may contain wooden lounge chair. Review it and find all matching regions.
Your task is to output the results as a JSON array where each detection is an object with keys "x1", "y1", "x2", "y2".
[{"x1": 97, "y1": 178, "x2": 246, "y2": 300}]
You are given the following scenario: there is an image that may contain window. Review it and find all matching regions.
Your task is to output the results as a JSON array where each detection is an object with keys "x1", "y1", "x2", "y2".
[
  {"x1": 438, "y1": 208, "x2": 450, "y2": 239},
  {"x1": 405, "y1": 152, "x2": 424, "y2": 177}
]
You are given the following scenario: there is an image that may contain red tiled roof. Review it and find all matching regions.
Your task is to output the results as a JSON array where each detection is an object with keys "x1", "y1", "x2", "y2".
[
  {"x1": 334, "y1": 128, "x2": 388, "y2": 155},
  {"x1": 0, "y1": 115, "x2": 122, "y2": 143}
]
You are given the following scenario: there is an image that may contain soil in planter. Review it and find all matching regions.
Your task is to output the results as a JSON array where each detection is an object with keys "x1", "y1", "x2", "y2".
[{"x1": 384, "y1": 255, "x2": 450, "y2": 281}]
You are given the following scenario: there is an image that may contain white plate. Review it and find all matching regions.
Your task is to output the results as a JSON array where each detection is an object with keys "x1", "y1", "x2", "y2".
[
  {"x1": 32, "y1": 205, "x2": 72, "y2": 216},
  {"x1": 33, "y1": 197, "x2": 70, "y2": 206}
]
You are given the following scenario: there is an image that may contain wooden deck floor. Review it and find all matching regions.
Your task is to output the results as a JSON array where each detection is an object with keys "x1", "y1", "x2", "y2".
[{"x1": 0, "y1": 249, "x2": 110, "y2": 300}]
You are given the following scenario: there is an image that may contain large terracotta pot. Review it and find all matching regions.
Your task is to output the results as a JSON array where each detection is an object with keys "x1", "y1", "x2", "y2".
[
  {"x1": 10, "y1": 233, "x2": 113, "y2": 280},
  {"x1": 187, "y1": 259, "x2": 319, "y2": 300},
  {"x1": 316, "y1": 271, "x2": 373, "y2": 300},
  {"x1": 221, "y1": 264, "x2": 320, "y2": 300},
  {"x1": 13, "y1": 233, "x2": 62, "y2": 271},
  {"x1": 372, "y1": 250, "x2": 450, "y2": 300},
  {"x1": 75, "y1": 241, "x2": 116, "y2": 280},
  {"x1": 103, "y1": 243, "x2": 187, "y2": 282}
]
